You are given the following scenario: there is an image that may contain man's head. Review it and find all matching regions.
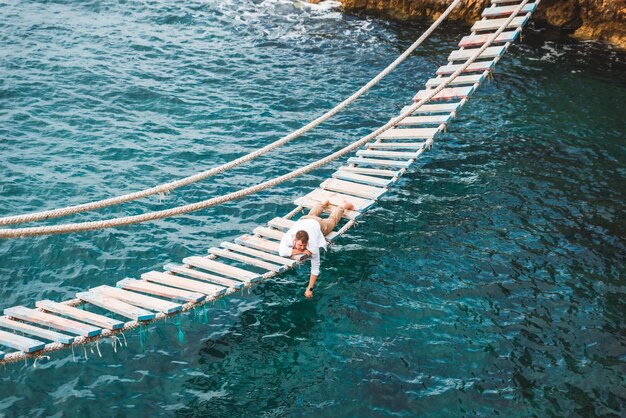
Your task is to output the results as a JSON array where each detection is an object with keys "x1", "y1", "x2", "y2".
[{"x1": 294, "y1": 230, "x2": 309, "y2": 251}]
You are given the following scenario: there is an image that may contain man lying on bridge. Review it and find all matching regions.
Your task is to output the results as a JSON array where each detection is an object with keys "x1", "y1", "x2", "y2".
[{"x1": 278, "y1": 200, "x2": 355, "y2": 298}]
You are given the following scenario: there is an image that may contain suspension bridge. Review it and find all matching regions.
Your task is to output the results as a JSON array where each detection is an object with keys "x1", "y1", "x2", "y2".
[{"x1": 0, "y1": 0, "x2": 539, "y2": 366}]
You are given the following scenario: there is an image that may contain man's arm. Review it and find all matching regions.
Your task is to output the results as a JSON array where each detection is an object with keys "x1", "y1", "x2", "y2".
[{"x1": 304, "y1": 252, "x2": 321, "y2": 298}]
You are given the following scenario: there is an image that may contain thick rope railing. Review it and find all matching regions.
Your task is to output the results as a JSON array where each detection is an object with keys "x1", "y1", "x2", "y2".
[
  {"x1": 0, "y1": 0, "x2": 530, "y2": 239},
  {"x1": 0, "y1": 1, "x2": 533, "y2": 365},
  {"x1": 0, "y1": 0, "x2": 463, "y2": 228}
]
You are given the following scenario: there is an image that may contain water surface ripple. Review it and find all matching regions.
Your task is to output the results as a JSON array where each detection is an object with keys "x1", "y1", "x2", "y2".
[{"x1": 1, "y1": 0, "x2": 625, "y2": 416}]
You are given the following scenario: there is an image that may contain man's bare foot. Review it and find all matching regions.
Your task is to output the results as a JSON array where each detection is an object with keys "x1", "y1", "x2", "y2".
[
  {"x1": 342, "y1": 201, "x2": 355, "y2": 211},
  {"x1": 321, "y1": 200, "x2": 330, "y2": 207}
]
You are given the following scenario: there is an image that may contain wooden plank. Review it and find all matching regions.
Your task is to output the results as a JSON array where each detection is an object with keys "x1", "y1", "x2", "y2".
[
  {"x1": 425, "y1": 74, "x2": 484, "y2": 88},
  {"x1": 90, "y1": 286, "x2": 182, "y2": 314},
  {"x1": 471, "y1": 16, "x2": 529, "y2": 32},
  {"x1": 267, "y1": 217, "x2": 295, "y2": 231},
  {"x1": 253, "y1": 226, "x2": 285, "y2": 241},
  {"x1": 36, "y1": 300, "x2": 124, "y2": 331},
  {"x1": 164, "y1": 263, "x2": 245, "y2": 289},
  {"x1": 367, "y1": 142, "x2": 424, "y2": 150},
  {"x1": 378, "y1": 128, "x2": 438, "y2": 140},
  {"x1": 436, "y1": 61, "x2": 494, "y2": 75},
  {"x1": 4, "y1": 306, "x2": 101, "y2": 337},
  {"x1": 208, "y1": 247, "x2": 285, "y2": 273},
  {"x1": 332, "y1": 170, "x2": 393, "y2": 188},
  {"x1": 76, "y1": 291, "x2": 156, "y2": 321},
  {"x1": 143, "y1": 270, "x2": 227, "y2": 296},
  {"x1": 448, "y1": 46, "x2": 506, "y2": 61},
  {"x1": 397, "y1": 115, "x2": 451, "y2": 125},
  {"x1": 300, "y1": 188, "x2": 374, "y2": 213},
  {"x1": 402, "y1": 103, "x2": 461, "y2": 114},
  {"x1": 347, "y1": 157, "x2": 412, "y2": 169},
  {"x1": 356, "y1": 149, "x2": 421, "y2": 160},
  {"x1": 221, "y1": 242, "x2": 296, "y2": 267},
  {"x1": 117, "y1": 279, "x2": 205, "y2": 304},
  {"x1": 482, "y1": 3, "x2": 537, "y2": 17},
  {"x1": 458, "y1": 30, "x2": 519, "y2": 47},
  {"x1": 0, "y1": 328, "x2": 45, "y2": 353},
  {"x1": 0, "y1": 317, "x2": 74, "y2": 344},
  {"x1": 413, "y1": 86, "x2": 474, "y2": 102},
  {"x1": 183, "y1": 256, "x2": 260, "y2": 283},
  {"x1": 321, "y1": 178, "x2": 387, "y2": 200},
  {"x1": 337, "y1": 166, "x2": 400, "y2": 177}
]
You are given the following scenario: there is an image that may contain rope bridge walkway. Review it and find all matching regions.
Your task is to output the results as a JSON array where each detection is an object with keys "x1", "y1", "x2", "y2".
[{"x1": 0, "y1": 0, "x2": 539, "y2": 366}]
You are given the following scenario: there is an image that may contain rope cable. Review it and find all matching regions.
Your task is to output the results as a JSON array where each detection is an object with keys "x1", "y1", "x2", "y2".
[
  {"x1": 0, "y1": 0, "x2": 530, "y2": 239},
  {"x1": 0, "y1": 0, "x2": 463, "y2": 227}
]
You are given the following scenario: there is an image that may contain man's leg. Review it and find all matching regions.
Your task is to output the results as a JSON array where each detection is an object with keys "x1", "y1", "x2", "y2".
[
  {"x1": 301, "y1": 200, "x2": 328, "y2": 220},
  {"x1": 317, "y1": 206, "x2": 345, "y2": 236}
]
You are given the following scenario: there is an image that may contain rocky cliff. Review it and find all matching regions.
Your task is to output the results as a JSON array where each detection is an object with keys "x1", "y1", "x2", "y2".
[{"x1": 310, "y1": 0, "x2": 626, "y2": 49}]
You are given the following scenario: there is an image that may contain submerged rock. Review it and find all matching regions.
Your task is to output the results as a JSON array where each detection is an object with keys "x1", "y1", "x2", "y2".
[{"x1": 309, "y1": 0, "x2": 626, "y2": 49}]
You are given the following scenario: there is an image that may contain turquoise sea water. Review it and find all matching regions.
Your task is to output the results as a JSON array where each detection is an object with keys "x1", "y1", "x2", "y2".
[{"x1": 1, "y1": 0, "x2": 625, "y2": 416}]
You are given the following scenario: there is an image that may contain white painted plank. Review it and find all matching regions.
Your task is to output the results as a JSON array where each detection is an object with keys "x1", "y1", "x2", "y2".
[
  {"x1": 396, "y1": 115, "x2": 451, "y2": 125},
  {"x1": 253, "y1": 226, "x2": 285, "y2": 241},
  {"x1": 236, "y1": 235, "x2": 283, "y2": 253},
  {"x1": 458, "y1": 30, "x2": 519, "y2": 47},
  {"x1": 337, "y1": 166, "x2": 400, "y2": 177},
  {"x1": 378, "y1": 128, "x2": 438, "y2": 140},
  {"x1": 0, "y1": 329, "x2": 45, "y2": 353},
  {"x1": 436, "y1": 61, "x2": 494, "y2": 75},
  {"x1": 300, "y1": 189, "x2": 374, "y2": 212},
  {"x1": 221, "y1": 242, "x2": 296, "y2": 267},
  {"x1": 4, "y1": 306, "x2": 101, "y2": 337},
  {"x1": 347, "y1": 157, "x2": 412, "y2": 169},
  {"x1": 402, "y1": 103, "x2": 462, "y2": 114},
  {"x1": 0, "y1": 317, "x2": 74, "y2": 344},
  {"x1": 356, "y1": 149, "x2": 421, "y2": 160},
  {"x1": 183, "y1": 257, "x2": 260, "y2": 283},
  {"x1": 413, "y1": 86, "x2": 474, "y2": 102},
  {"x1": 76, "y1": 291, "x2": 156, "y2": 321},
  {"x1": 91, "y1": 286, "x2": 182, "y2": 314},
  {"x1": 448, "y1": 46, "x2": 506, "y2": 61},
  {"x1": 367, "y1": 142, "x2": 425, "y2": 150},
  {"x1": 426, "y1": 74, "x2": 484, "y2": 88},
  {"x1": 116, "y1": 279, "x2": 205, "y2": 304},
  {"x1": 320, "y1": 178, "x2": 387, "y2": 200},
  {"x1": 471, "y1": 16, "x2": 529, "y2": 32},
  {"x1": 143, "y1": 270, "x2": 228, "y2": 296},
  {"x1": 482, "y1": 3, "x2": 537, "y2": 17},
  {"x1": 208, "y1": 247, "x2": 285, "y2": 273},
  {"x1": 267, "y1": 217, "x2": 295, "y2": 231},
  {"x1": 36, "y1": 300, "x2": 124, "y2": 331},
  {"x1": 332, "y1": 170, "x2": 393, "y2": 188},
  {"x1": 164, "y1": 263, "x2": 244, "y2": 289}
]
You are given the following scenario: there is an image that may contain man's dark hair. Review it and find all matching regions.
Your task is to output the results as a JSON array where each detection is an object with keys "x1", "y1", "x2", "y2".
[{"x1": 295, "y1": 230, "x2": 309, "y2": 244}]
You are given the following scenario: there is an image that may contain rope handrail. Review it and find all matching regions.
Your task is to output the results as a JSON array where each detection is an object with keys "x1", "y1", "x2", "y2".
[
  {"x1": 0, "y1": 0, "x2": 463, "y2": 228},
  {"x1": 0, "y1": 0, "x2": 530, "y2": 239}
]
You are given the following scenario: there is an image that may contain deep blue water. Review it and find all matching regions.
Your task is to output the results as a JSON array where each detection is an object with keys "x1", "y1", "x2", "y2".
[{"x1": 1, "y1": 0, "x2": 625, "y2": 416}]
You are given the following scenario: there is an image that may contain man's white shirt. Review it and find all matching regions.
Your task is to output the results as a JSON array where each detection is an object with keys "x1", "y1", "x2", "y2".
[{"x1": 278, "y1": 218, "x2": 327, "y2": 276}]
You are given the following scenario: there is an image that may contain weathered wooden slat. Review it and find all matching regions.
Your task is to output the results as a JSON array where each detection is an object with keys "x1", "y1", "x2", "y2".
[
  {"x1": 482, "y1": 3, "x2": 537, "y2": 17},
  {"x1": 221, "y1": 242, "x2": 296, "y2": 267},
  {"x1": 0, "y1": 329, "x2": 45, "y2": 353},
  {"x1": 299, "y1": 189, "x2": 374, "y2": 213},
  {"x1": 321, "y1": 178, "x2": 387, "y2": 201},
  {"x1": 267, "y1": 217, "x2": 295, "y2": 231},
  {"x1": 183, "y1": 257, "x2": 260, "y2": 283},
  {"x1": 347, "y1": 157, "x2": 412, "y2": 169},
  {"x1": 448, "y1": 46, "x2": 506, "y2": 61},
  {"x1": 471, "y1": 16, "x2": 529, "y2": 32},
  {"x1": 413, "y1": 86, "x2": 474, "y2": 102},
  {"x1": 142, "y1": 271, "x2": 227, "y2": 296},
  {"x1": 76, "y1": 291, "x2": 156, "y2": 321},
  {"x1": 164, "y1": 263, "x2": 244, "y2": 289},
  {"x1": 36, "y1": 300, "x2": 124, "y2": 331},
  {"x1": 367, "y1": 142, "x2": 425, "y2": 150},
  {"x1": 403, "y1": 103, "x2": 462, "y2": 114},
  {"x1": 90, "y1": 286, "x2": 182, "y2": 314},
  {"x1": 356, "y1": 149, "x2": 421, "y2": 160},
  {"x1": 208, "y1": 247, "x2": 285, "y2": 273},
  {"x1": 117, "y1": 279, "x2": 205, "y2": 304},
  {"x1": 332, "y1": 170, "x2": 393, "y2": 188},
  {"x1": 0, "y1": 317, "x2": 74, "y2": 344},
  {"x1": 397, "y1": 115, "x2": 451, "y2": 125},
  {"x1": 252, "y1": 226, "x2": 285, "y2": 241},
  {"x1": 337, "y1": 166, "x2": 400, "y2": 177},
  {"x1": 458, "y1": 30, "x2": 519, "y2": 47},
  {"x1": 426, "y1": 74, "x2": 484, "y2": 88},
  {"x1": 4, "y1": 306, "x2": 101, "y2": 337},
  {"x1": 436, "y1": 61, "x2": 494, "y2": 75},
  {"x1": 378, "y1": 128, "x2": 439, "y2": 140}
]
